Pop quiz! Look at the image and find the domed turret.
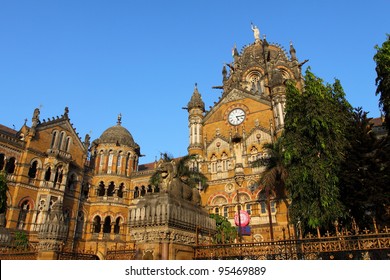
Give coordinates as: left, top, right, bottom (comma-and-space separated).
96, 114, 139, 149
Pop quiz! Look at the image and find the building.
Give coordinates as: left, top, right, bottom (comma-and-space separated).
0, 29, 306, 259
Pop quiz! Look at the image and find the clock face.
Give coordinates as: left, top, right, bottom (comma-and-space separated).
228, 108, 246, 125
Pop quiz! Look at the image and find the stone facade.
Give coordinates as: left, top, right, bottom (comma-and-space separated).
0, 29, 339, 259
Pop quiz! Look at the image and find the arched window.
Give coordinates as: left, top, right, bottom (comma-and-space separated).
54, 165, 63, 185
93, 216, 101, 233
214, 207, 220, 215
116, 151, 122, 174
140, 186, 146, 197
246, 204, 252, 215
17, 200, 30, 229
221, 152, 229, 172
58, 131, 65, 150
0, 154, 5, 171
5, 157, 16, 174
107, 181, 115, 197
154, 185, 160, 193
28, 160, 38, 178
134, 187, 139, 199
98, 181, 105, 196
210, 154, 217, 173
117, 183, 124, 198
103, 216, 111, 233
147, 185, 153, 193
107, 150, 114, 174
44, 167, 51, 181
64, 137, 71, 152
114, 217, 121, 234
51, 131, 57, 148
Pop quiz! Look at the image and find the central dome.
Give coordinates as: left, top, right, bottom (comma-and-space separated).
99, 124, 136, 147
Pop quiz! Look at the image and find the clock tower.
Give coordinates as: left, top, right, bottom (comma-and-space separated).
186, 26, 304, 241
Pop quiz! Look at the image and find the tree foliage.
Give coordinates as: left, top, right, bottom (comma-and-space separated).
209, 214, 237, 244
374, 34, 390, 130
283, 69, 352, 230
339, 108, 390, 228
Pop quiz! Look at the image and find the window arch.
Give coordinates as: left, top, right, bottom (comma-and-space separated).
51, 131, 58, 148
117, 183, 125, 198
107, 181, 115, 197
28, 160, 39, 179
93, 216, 102, 233
53, 165, 64, 186
58, 131, 66, 150
103, 216, 111, 233
5, 157, 16, 174
107, 150, 114, 174
210, 154, 217, 173
116, 151, 123, 174
64, 137, 72, 152
17, 200, 31, 229
114, 217, 121, 234
133, 186, 140, 199
98, 181, 105, 196
44, 167, 51, 181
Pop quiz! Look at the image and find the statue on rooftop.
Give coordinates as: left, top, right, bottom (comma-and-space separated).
251, 22, 260, 42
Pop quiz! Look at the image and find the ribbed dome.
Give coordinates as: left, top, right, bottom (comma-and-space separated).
99, 124, 136, 147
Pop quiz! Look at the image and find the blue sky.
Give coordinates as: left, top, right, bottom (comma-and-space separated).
0, 0, 389, 164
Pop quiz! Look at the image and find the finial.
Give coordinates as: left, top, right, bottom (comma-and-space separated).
195, 83, 198, 89
117, 113, 122, 125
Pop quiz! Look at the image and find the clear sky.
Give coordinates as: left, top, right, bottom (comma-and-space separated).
0, 0, 389, 164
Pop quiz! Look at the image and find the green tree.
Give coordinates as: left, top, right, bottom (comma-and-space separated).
283, 69, 352, 232
339, 108, 390, 229
374, 34, 390, 130
209, 214, 237, 244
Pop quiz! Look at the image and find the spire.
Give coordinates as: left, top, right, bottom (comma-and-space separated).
187, 83, 205, 112
290, 41, 297, 61
222, 64, 227, 81
232, 43, 239, 58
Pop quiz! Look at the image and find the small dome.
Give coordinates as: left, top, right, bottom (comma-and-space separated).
99, 124, 137, 147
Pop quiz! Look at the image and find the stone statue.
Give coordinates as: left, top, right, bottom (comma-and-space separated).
156, 160, 201, 205
251, 22, 260, 42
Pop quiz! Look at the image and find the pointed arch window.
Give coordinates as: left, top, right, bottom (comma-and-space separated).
114, 217, 121, 234
51, 131, 57, 148
17, 200, 30, 229
28, 160, 38, 178
44, 167, 51, 181
58, 131, 65, 150
64, 137, 71, 152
